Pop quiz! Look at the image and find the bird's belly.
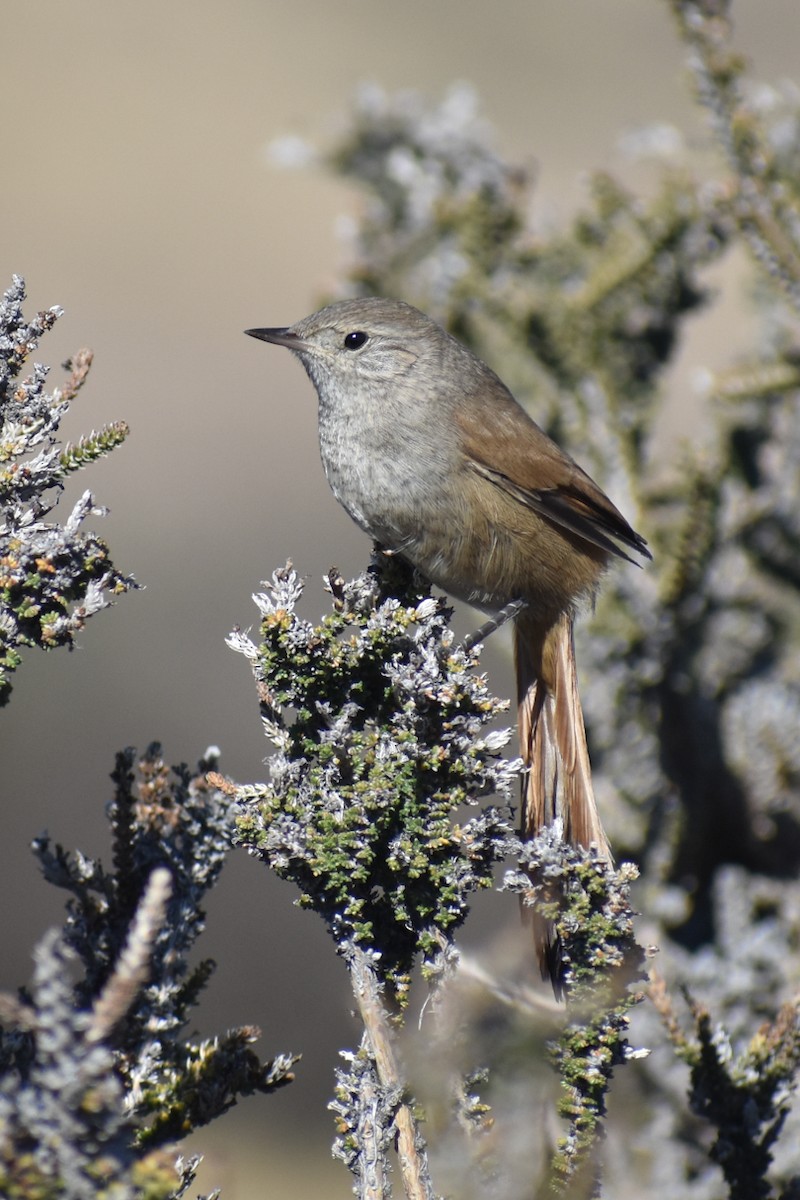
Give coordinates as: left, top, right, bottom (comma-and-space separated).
318, 413, 598, 621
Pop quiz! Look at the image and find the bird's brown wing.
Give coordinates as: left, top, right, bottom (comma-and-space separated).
468, 460, 648, 564
455, 389, 650, 564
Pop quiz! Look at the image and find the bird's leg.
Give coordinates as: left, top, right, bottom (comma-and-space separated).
462, 598, 526, 652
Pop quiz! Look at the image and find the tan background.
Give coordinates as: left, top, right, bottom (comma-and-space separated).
3, 2, 796, 1195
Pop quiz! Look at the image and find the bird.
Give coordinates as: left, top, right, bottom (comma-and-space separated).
246, 297, 650, 988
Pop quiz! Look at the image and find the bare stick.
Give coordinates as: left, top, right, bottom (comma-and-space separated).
348, 948, 434, 1200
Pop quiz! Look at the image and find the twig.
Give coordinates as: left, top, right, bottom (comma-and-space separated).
348, 947, 435, 1200
86, 867, 172, 1045
669, 0, 800, 312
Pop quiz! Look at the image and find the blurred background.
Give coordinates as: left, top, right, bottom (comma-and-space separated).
3, 2, 797, 1195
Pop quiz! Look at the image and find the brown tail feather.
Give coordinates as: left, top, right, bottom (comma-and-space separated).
514, 609, 611, 989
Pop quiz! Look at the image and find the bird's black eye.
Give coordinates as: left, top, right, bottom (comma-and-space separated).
343, 330, 368, 350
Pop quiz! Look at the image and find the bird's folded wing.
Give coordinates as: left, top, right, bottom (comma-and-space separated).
467, 459, 650, 564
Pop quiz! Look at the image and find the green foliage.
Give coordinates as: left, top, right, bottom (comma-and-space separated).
230, 558, 515, 1004
0, 746, 294, 1200
0, 279, 136, 705
59, 420, 131, 475
654, 979, 800, 1200
505, 835, 647, 1192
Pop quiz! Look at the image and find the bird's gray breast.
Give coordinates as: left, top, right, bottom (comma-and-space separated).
316, 385, 454, 558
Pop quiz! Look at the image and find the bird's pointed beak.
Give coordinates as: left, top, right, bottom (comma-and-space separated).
244, 326, 306, 350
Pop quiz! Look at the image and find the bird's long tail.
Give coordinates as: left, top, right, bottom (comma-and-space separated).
514, 608, 611, 988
